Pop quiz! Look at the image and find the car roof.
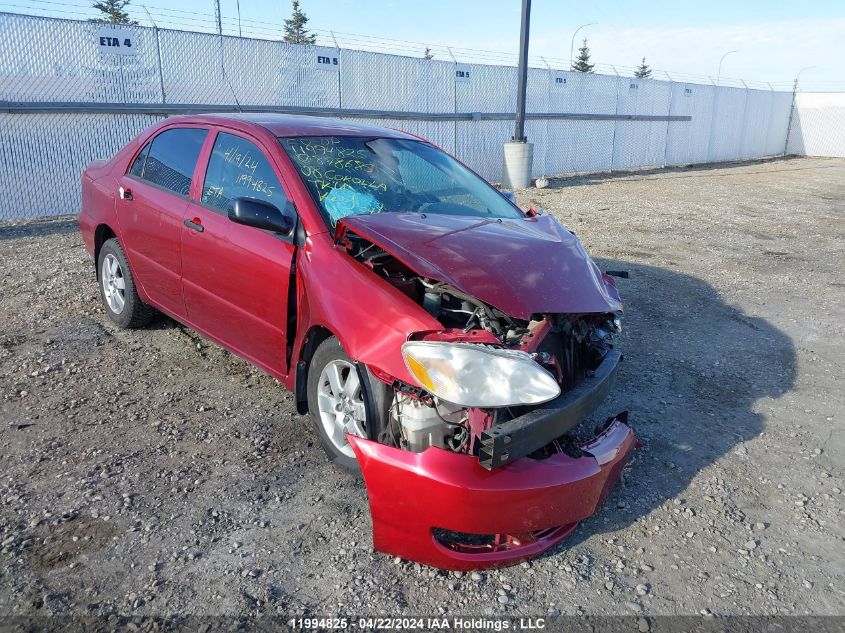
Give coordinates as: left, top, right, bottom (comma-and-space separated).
172, 113, 419, 140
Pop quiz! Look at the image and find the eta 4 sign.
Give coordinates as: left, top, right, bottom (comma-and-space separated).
96, 27, 138, 56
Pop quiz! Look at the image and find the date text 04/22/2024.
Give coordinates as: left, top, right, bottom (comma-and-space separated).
287, 617, 548, 630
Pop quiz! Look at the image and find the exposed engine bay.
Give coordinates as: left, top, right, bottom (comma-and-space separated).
342, 229, 623, 461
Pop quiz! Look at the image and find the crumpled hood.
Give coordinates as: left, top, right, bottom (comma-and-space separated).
337, 213, 622, 320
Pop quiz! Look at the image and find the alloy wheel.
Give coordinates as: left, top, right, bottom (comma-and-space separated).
101, 253, 126, 314
316, 359, 367, 457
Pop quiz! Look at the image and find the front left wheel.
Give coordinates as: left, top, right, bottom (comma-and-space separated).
306, 336, 391, 474
97, 238, 155, 329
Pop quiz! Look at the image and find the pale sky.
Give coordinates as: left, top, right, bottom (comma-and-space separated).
4, 0, 844, 90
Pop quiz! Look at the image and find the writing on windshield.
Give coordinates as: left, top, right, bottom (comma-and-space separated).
279, 135, 522, 227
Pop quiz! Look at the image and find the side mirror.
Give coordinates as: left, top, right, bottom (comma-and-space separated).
228, 197, 295, 235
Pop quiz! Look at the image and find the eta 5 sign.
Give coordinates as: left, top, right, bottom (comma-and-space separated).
315, 47, 340, 72
96, 27, 138, 56
455, 63, 471, 84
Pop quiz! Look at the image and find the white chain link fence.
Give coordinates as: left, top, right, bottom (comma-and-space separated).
1, 12, 796, 220
787, 93, 845, 158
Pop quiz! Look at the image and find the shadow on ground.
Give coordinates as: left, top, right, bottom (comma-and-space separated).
550, 258, 797, 551
0, 218, 79, 241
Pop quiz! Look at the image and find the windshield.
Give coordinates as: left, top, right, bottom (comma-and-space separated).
279, 136, 523, 229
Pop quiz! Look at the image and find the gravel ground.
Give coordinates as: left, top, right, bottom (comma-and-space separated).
0, 157, 843, 622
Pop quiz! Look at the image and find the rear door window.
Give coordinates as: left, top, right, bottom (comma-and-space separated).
138, 127, 208, 196
201, 132, 285, 213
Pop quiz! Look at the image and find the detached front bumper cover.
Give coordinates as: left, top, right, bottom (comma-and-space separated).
349, 415, 635, 570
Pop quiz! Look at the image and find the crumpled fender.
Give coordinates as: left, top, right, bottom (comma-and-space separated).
349, 417, 635, 570
293, 233, 442, 385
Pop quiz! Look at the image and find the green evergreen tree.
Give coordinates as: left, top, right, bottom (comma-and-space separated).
634, 57, 652, 79
90, 0, 138, 25
283, 0, 317, 45
423, 47, 434, 60
571, 38, 594, 73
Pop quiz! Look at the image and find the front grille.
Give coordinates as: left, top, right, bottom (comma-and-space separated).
432, 525, 577, 554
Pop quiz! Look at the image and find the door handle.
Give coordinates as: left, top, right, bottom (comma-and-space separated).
119, 186, 133, 201
184, 218, 204, 233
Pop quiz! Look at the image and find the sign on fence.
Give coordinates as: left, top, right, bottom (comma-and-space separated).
315, 46, 340, 71
96, 27, 138, 56
455, 63, 471, 83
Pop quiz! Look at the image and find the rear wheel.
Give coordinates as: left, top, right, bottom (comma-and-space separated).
97, 238, 154, 329
306, 336, 391, 474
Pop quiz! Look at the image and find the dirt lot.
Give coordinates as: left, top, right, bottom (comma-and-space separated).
0, 157, 843, 623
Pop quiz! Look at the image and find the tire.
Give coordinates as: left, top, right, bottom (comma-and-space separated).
306, 336, 392, 475
97, 238, 155, 329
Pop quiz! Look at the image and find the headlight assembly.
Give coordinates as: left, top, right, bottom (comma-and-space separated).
401, 341, 561, 408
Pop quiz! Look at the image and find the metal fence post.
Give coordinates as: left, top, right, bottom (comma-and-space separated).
663, 79, 674, 167
118, 55, 127, 103
764, 82, 776, 157
331, 31, 343, 110
737, 80, 750, 159
609, 70, 620, 172
447, 47, 458, 156
154, 26, 166, 104
541, 56, 553, 172
783, 77, 799, 156
662, 71, 676, 167
705, 77, 719, 163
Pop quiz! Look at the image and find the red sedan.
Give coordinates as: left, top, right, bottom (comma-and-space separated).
78, 114, 635, 570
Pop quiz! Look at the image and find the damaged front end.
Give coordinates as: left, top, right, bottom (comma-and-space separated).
349, 415, 633, 570
336, 213, 636, 569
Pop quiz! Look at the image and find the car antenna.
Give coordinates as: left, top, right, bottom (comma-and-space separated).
215, 29, 242, 113
224, 73, 243, 113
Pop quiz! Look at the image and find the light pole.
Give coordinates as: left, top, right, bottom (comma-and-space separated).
513, 0, 531, 143
794, 65, 816, 89
570, 22, 597, 69
716, 49, 739, 85
502, 0, 534, 189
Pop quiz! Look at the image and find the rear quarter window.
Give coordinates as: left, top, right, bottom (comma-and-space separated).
129, 142, 150, 178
